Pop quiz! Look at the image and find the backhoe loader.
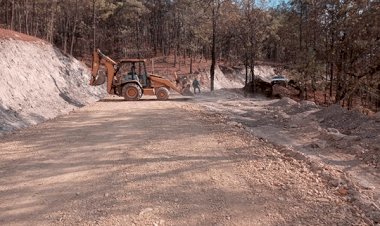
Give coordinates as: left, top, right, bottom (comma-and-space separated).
90, 49, 192, 100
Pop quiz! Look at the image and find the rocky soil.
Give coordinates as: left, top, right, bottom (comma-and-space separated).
0, 28, 105, 135
191, 89, 380, 224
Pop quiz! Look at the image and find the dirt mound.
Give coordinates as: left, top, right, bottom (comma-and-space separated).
193, 64, 277, 92
315, 104, 367, 134
270, 97, 298, 107
315, 104, 380, 167
282, 100, 320, 116
0, 29, 106, 135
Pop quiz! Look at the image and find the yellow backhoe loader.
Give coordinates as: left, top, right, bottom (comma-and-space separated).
90, 49, 192, 100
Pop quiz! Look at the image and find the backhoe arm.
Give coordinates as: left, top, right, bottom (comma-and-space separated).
90, 49, 118, 94
90, 50, 100, 85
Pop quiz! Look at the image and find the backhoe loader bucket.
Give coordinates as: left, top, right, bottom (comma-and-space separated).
92, 71, 106, 85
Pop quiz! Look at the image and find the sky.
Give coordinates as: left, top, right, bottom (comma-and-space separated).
265, 0, 289, 8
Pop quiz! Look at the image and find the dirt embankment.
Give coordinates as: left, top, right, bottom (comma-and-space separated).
0, 29, 106, 135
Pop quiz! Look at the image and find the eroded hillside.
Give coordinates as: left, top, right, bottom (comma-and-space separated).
0, 29, 106, 134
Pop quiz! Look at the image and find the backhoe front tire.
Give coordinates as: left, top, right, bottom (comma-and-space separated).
156, 87, 170, 100
122, 83, 142, 101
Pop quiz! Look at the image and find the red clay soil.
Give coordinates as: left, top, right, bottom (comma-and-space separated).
0, 28, 43, 42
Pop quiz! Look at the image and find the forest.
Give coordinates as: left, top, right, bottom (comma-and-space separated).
0, 0, 379, 110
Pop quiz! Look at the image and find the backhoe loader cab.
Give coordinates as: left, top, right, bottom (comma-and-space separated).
116, 60, 149, 88
90, 49, 192, 101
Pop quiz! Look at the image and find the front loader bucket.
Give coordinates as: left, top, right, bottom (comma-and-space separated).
181, 84, 194, 96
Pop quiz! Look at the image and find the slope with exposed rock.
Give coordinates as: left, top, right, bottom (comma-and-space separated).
0, 29, 106, 135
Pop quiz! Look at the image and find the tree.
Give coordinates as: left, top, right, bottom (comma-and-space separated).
0, 0, 378, 109
210, 0, 222, 92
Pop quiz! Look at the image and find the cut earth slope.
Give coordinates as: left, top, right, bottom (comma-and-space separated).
0, 29, 106, 135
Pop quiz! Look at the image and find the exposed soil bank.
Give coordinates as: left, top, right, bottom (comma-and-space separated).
0, 29, 106, 134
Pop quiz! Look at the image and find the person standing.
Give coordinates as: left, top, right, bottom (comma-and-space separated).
192, 78, 201, 94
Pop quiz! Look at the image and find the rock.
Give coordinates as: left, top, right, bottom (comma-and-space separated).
329, 179, 341, 187
316, 140, 327, 149
352, 145, 368, 154
327, 128, 340, 134
316, 197, 330, 203
300, 100, 317, 108
373, 112, 380, 122
309, 161, 323, 171
346, 195, 356, 203
104, 193, 110, 197
227, 121, 242, 128
309, 143, 320, 149
337, 187, 349, 196
308, 140, 327, 149
139, 208, 153, 216
327, 128, 346, 141
370, 211, 380, 223
343, 135, 361, 142
290, 124, 298, 128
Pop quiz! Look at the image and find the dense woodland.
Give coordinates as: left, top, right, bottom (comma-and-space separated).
0, 0, 379, 110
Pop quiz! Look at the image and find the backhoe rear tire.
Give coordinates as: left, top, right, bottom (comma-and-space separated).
122, 83, 142, 101
156, 87, 170, 100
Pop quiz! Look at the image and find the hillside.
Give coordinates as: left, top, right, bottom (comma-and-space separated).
0, 29, 106, 135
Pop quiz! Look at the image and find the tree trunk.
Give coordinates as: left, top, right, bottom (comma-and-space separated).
250, 63, 255, 93
10, 0, 15, 30
299, 1, 303, 50
183, 49, 186, 66
190, 50, 193, 74
136, 20, 141, 58
47, 0, 57, 43
92, 0, 96, 52
178, 47, 181, 71
24, 0, 29, 35
210, 0, 218, 92
63, 16, 69, 53
244, 54, 248, 86
31, 0, 38, 36
70, 0, 78, 55
5, 0, 9, 28
174, 45, 178, 67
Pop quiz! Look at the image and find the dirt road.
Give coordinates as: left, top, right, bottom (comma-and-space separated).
0, 95, 373, 225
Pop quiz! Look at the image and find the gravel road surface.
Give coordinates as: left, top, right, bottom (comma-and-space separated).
0, 95, 372, 225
